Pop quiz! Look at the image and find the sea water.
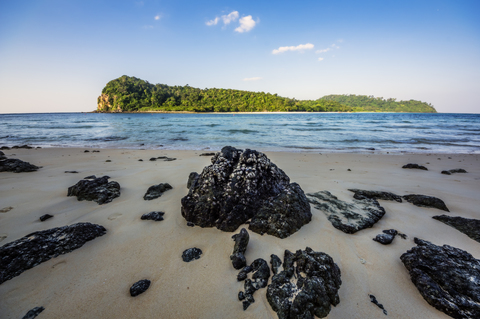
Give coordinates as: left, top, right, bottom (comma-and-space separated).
1, 112, 479, 154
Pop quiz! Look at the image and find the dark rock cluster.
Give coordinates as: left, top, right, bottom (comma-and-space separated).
402, 194, 449, 212
307, 191, 385, 234
238, 258, 271, 310
143, 183, 173, 201
181, 146, 311, 238
0, 222, 106, 284
402, 163, 428, 170
141, 211, 165, 221
400, 238, 480, 319
267, 247, 342, 319
349, 189, 403, 202
67, 176, 120, 205
441, 168, 468, 175
130, 279, 151, 297
433, 215, 480, 243
230, 228, 249, 269
182, 247, 202, 262
0, 151, 40, 173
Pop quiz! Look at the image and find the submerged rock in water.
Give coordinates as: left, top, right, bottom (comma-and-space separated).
403, 194, 449, 212
130, 279, 151, 297
67, 176, 120, 205
402, 163, 428, 171
441, 168, 468, 175
182, 247, 202, 262
373, 229, 398, 245
143, 183, 173, 201
0, 222, 106, 284
0, 158, 40, 173
22, 306, 45, 319
267, 247, 342, 319
400, 238, 480, 319
307, 191, 385, 234
433, 215, 480, 243
348, 189, 402, 202
181, 146, 311, 238
230, 228, 249, 270
141, 211, 165, 221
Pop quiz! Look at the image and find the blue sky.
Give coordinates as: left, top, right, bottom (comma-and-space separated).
0, 0, 479, 113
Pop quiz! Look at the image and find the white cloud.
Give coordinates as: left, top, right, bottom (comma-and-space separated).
272, 43, 314, 55
243, 77, 262, 81
318, 57, 324, 61
316, 48, 331, 54
154, 14, 161, 21
206, 17, 219, 26
316, 43, 340, 54
222, 11, 239, 25
235, 15, 256, 33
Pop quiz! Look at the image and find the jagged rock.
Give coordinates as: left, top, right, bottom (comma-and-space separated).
267, 247, 342, 319
348, 189, 402, 202
403, 194, 449, 212
187, 172, 199, 189
307, 191, 385, 234
181, 146, 311, 238
250, 258, 270, 289
402, 163, 428, 170
370, 295, 387, 315
441, 168, 468, 175
22, 306, 45, 319
67, 176, 120, 205
141, 211, 165, 221
373, 229, 398, 245
0, 222, 106, 284
237, 265, 253, 281
39, 214, 53, 222
182, 247, 202, 262
130, 279, 151, 297
230, 228, 249, 269
0, 158, 40, 173
400, 238, 480, 319
143, 183, 172, 201
270, 254, 282, 275
433, 215, 480, 243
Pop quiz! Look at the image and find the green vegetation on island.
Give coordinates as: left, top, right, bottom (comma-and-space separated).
97, 75, 437, 113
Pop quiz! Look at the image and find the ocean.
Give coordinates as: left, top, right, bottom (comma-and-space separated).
1, 112, 479, 154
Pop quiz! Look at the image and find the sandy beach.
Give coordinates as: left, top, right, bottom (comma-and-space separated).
1, 147, 479, 319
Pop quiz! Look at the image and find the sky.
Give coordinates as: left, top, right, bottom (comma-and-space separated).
0, 0, 479, 113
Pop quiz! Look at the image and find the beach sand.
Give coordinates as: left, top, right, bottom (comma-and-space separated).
1, 148, 479, 318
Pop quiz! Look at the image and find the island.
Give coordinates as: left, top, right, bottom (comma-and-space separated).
96, 75, 437, 113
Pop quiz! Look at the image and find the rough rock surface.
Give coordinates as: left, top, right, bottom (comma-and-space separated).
141, 211, 165, 221
270, 254, 282, 275
403, 194, 449, 212
402, 163, 428, 170
267, 247, 342, 318
130, 279, 151, 297
187, 172, 199, 189
442, 168, 468, 175
238, 258, 271, 310
230, 228, 249, 270
143, 183, 173, 201
67, 176, 120, 205
400, 238, 480, 319
0, 158, 40, 173
181, 146, 311, 238
182, 247, 202, 262
0, 222, 106, 284
348, 189, 402, 202
22, 306, 45, 319
39, 214, 54, 222
307, 191, 386, 234
373, 229, 398, 245
433, 215, 480, 243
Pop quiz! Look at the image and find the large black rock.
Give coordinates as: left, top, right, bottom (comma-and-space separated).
67, 176, 120, 205
238, 258, 271, 310
0, 222, 106, 285
400, 238, 480, 319
230, 228, 249, 269
267, 247, 342, 319
348, 189, 402, 202
403, 194, 449, 212
181, 146, 311, 238
433, 215, 480, 243
143, 183, 173, 200
307, 191, 385, 234
0, 158, 40, 173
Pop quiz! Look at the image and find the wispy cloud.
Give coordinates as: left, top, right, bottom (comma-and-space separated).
235, 15, 256, 33
316, 48, 331, 54
206, 11, 239, 26
272, 43, 314, 55
318, 57, 324, 61
315, 41, 342, 60
154, 14, 162, 21
206, 17, 219, 26
243, 77, 262, 81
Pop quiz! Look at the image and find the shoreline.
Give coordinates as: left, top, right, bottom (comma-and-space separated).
1, 148, 479, 318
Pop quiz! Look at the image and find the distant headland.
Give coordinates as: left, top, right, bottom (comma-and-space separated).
96, 75, 437, 113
